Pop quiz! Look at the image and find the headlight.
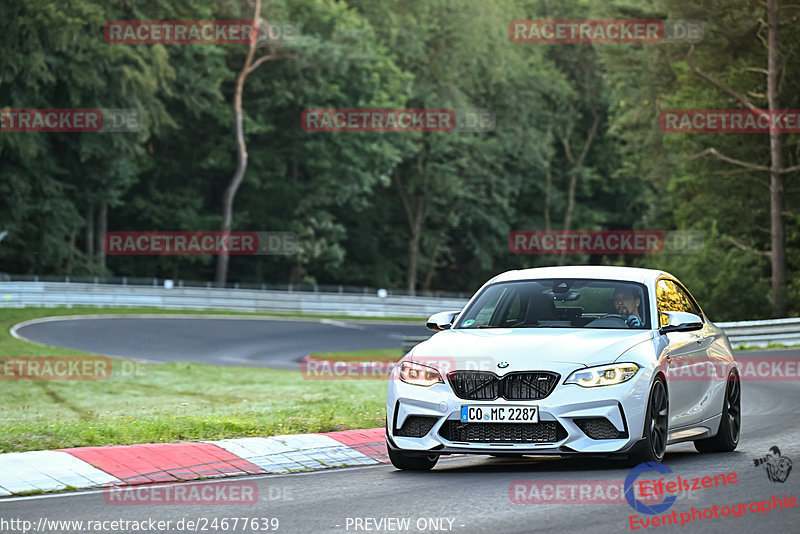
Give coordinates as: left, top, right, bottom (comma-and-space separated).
398, 361, 444, 387
565, 363, 640, 387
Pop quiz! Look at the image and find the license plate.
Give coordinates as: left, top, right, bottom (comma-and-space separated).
460, 405, 538, 423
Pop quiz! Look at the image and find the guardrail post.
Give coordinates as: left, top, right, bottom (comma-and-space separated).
122, 277, 126, 285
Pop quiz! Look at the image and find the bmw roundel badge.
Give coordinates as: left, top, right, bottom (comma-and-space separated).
497, 361, 509, 369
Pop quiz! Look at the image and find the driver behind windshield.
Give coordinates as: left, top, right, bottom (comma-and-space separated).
613, 286, 643, 328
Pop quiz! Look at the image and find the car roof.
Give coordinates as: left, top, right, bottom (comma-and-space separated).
489, 265, 674, 286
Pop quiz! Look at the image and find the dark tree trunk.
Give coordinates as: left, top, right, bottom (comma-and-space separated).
767, 0, 787, 317
85, 203, 94, 260
289, 261, 304, 286
214, 0, 292, 287
97, 200, 107, 271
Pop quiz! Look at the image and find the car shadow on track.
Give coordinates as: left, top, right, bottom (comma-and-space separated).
389, 448, 747, 476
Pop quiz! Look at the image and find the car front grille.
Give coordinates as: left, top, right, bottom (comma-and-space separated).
394, 416, 440, 438
439, 421, 566, 444
447, 371, 559, 400
502, 372, 560, 400
573, 417, 628, 439
446, 371, 500, 400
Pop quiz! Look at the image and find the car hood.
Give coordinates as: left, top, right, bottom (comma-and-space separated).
408, 328, 654, 372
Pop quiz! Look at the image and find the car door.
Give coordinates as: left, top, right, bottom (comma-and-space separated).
671, 280, 722, 424
656, 278, 709, 429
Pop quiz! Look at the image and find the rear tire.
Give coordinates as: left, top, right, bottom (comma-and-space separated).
387, 444, 439, 471
626, 376, 668, 465
694, 372, 740, 453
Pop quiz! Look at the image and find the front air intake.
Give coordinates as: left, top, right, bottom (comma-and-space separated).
439, 421, 567, 443
395, 416, 440, 438
573, 417, 628, 439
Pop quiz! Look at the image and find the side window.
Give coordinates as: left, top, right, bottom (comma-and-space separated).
656, 279, 701, 325
674, 284, 702, 318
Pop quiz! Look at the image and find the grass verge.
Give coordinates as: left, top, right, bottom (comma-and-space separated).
0, 307, 396, 453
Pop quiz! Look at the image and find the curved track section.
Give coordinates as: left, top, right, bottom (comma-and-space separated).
13, 315, 429, 370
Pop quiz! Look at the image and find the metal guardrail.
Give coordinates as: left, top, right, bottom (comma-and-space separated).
0, 273, 468, 299
0, 281, 469, 318
716, 318, 800, 348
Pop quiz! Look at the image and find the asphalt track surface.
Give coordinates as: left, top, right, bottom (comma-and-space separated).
13, 316, 430, 370
4, 316, 799, 533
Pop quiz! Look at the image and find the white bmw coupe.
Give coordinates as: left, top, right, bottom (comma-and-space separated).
386, 266, 741, 470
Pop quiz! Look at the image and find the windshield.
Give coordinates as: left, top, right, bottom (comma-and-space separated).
456, 279, 650, 330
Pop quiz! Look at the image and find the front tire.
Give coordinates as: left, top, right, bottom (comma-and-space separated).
694, 372, 740, 453
387, 444, 439, 471
626, 376, 668, 465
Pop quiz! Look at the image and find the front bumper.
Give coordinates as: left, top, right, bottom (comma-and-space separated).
386, 366, 653, 456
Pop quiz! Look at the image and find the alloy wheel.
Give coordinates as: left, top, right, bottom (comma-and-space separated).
725, 374, 741, 443
649, 380, 668, 458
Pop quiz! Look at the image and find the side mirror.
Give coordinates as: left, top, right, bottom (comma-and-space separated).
659, 311, 702, 334
426, 311, 460, 332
